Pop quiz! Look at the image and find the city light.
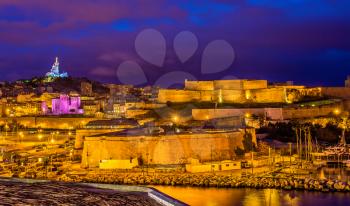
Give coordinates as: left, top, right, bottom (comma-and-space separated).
334, 109, 341, 115
0, 2, 349, 204
172, 115, 178, 123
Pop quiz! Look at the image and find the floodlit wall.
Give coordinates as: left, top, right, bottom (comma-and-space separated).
282, 104, 341, 119
192, 105, 339, 121
321, 87, 350, 99
249, 88, 286, 103
192, 108, 264, 120
158, 89, 201, 103
0, 117, 98, 129
213, 80, 244, 90
81, 129, 256, 168
215, 89, 246, 103
242, 80, 268, 90
192, 108, 284, 120
185, 80, 214, 91
75, 129, 122, 150
157, 80, 297, 104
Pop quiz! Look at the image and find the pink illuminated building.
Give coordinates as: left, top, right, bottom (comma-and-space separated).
51, 94, 83, 115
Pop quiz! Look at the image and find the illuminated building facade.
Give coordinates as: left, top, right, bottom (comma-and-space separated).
51, 94, 83, 115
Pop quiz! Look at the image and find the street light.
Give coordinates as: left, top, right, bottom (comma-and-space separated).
173, 115, 178, 123
334, 109, 341, 115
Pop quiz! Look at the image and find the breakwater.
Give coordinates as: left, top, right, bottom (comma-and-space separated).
58, 172, 350, 192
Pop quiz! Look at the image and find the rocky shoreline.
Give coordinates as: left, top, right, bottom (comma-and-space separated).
57, 172, 350, 192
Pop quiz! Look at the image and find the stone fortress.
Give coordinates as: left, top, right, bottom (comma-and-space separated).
158, 79, 321, 104
81, 128, 256, 168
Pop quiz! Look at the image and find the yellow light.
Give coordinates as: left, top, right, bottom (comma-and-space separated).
68, 132, 72, 136
50, 139, 55, 143
38, 158, 42, 162
245, 113, 251, 118
38, 134, 43, 140
206, 115, 209, 120
173, 115, 178, 122
334, 109, 341, 115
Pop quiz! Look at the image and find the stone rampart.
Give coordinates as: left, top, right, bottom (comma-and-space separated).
0, 117, 98, 129
184, 80, 214, 91
321, 87, 350, 99
81, 129, 256, 168
242, 80, 268, 90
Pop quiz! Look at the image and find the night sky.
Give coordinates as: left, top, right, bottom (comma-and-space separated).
0, 0, 349, 86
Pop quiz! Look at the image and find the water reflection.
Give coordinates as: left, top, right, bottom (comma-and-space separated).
154, 186, 350, 206
316, 167, 350, 181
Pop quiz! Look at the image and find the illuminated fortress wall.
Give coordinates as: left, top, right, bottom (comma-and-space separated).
215, 89, 246, 103
81, 129, 256, 168
0, 117, 99, 129
248, 88, 286, 103
321, 87, 350, 99
185, 80, 214, 91
192, 103, 342, 121
158, 79, 290, 104
213, 80, 245, 90
158, 90, 202, 103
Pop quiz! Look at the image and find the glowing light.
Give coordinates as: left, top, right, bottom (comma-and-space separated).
334, 109, 341, 115
38, 158, 42, 162
245, 113, 251, 118
38, 134, 43, 140
245, 90, 251, 100
173, 115, 179, 123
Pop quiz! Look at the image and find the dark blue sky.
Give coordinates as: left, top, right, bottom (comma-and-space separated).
0, 0, 349, 86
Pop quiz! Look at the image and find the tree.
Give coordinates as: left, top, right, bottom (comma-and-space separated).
234, 147, 245, 157
242, 132, 255, 152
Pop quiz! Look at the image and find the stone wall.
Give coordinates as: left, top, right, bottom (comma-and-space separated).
250, 88, 286, 103
185, 80, 214, 91
157, 80, 320, 104
213, 80, 243, 90
282, 104, 342, 119
74, 129, 123, 150
242, 80, 268, 90
81, 129, 256, 168
0, 117, 99, 129
158, 90, 201, 103
192, 104, 340, 121
192, 108, 265, 120
321, 87, 350, 99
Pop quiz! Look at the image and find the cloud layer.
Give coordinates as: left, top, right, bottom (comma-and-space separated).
0, 0, 349, 86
